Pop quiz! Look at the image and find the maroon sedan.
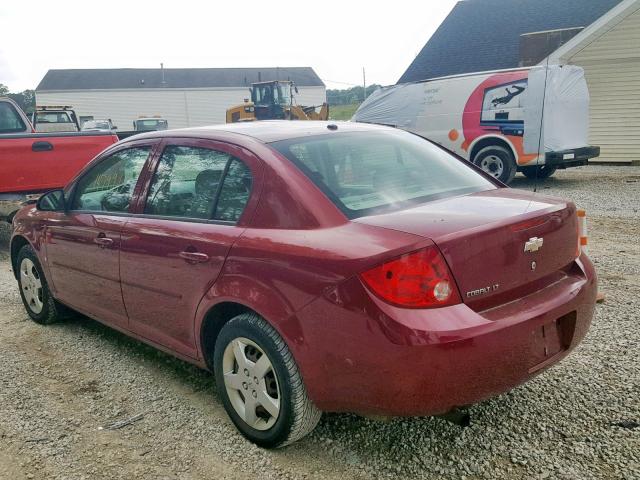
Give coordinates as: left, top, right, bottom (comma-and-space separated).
10, 121, 597, 447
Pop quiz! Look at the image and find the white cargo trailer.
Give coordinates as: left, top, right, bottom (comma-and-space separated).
353, 65, 600, 183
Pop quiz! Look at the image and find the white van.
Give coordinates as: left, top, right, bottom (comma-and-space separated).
353, 65, 600, 183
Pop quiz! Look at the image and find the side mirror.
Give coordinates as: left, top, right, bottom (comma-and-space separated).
36, 189, 66, 212
112, 125, 118, 130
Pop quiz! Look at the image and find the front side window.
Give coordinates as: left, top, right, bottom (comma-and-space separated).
271, 130, 496, 218
0, 102, 27, 133
253, 85, 273, 105
71, 147, 150, 212
144, 145, 252, 222
273, 83, 291, 105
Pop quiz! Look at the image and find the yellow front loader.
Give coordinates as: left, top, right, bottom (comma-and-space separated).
226, 80, 328, 123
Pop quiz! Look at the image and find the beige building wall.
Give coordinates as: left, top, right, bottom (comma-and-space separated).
551, 2, 640, 164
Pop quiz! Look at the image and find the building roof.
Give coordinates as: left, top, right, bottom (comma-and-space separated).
398, 0, 622, 83
36, 67, 325, 91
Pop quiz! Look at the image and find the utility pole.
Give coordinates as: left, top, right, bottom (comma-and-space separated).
363, 67, 366, 102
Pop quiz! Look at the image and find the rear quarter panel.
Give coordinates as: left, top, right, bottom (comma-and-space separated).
193, 222, 430, 370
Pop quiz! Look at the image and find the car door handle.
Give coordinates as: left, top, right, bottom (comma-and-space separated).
179, 251, 209, 264
32, 141, 54, 152
94, 236, 114, 248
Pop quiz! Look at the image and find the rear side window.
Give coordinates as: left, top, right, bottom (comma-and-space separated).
144, 145, 252, 222
215, 160, 252, 222
71, 147, 150, 212
0, 102, 27, 133
271, 130, 495, 218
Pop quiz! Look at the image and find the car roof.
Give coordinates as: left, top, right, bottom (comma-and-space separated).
126, 120, 393, 144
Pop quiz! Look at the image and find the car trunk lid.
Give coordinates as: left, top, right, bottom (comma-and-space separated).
355, 188, 579, 310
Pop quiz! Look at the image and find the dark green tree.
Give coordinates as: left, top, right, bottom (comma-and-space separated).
9, 90, 36, 114
326, 84, 382, 106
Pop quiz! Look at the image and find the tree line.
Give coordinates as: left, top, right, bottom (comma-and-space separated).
326, 84, 381, 106
0, 83, 36, 114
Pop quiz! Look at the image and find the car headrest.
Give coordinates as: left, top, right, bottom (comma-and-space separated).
195, 169, 222, 195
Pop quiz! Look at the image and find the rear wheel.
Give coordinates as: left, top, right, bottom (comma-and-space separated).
521, 164, 557, 179
214, 312, 321, 448
17, 245, 66, 324
473, 145, 517, 184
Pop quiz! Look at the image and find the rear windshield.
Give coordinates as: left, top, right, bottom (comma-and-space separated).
271, 130, 496, 218
136, 119, 168, 130
36, 112, 73, 123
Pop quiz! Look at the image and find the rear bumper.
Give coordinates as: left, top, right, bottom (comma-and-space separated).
544, 146, 600, 168
294, 253, 597, 416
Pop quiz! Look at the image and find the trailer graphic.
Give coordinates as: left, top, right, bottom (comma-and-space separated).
480, 80, 527, 134
489, 84, 526, 108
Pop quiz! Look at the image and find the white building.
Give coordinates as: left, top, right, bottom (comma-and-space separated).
547, 0, 640, 165
36, 67, 326, 130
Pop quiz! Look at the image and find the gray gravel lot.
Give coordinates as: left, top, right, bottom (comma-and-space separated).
0, 165, 638, 479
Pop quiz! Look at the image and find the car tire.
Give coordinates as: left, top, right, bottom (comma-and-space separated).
520, 164, 557, 180
473, 145, 517, 184
16, 245, 66, 325
214, 312, 321, 448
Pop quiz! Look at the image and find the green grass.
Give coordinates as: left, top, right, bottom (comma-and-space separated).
328, 103, 361, 121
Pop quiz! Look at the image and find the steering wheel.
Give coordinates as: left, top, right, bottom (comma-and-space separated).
100, 183, 131, 211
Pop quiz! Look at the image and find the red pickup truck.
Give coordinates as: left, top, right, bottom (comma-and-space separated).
0, 97, 118, 222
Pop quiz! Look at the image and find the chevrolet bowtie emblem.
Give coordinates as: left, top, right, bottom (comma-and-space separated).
524, 236, 544, 253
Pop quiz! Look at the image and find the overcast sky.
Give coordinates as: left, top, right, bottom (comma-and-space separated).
0, 0, 457, 92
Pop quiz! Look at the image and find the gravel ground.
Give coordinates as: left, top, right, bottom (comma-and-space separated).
0, 165, 638, 480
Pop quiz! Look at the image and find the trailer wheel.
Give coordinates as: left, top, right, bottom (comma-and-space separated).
473, 146, 517, 184
521, 165, 557, 180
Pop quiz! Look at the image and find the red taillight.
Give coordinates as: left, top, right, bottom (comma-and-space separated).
360, 247, 461, 308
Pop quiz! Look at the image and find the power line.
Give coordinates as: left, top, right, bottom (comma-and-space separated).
269, 66, 363, 88
323, 79, 362, 87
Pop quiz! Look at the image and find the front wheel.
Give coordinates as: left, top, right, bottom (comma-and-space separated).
473, 145, 517, 184
17, 245, 66, 324
214, 312, 321, 448
520, 164, 557, 179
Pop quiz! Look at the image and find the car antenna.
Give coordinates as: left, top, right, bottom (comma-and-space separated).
533, 57, 550, 194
